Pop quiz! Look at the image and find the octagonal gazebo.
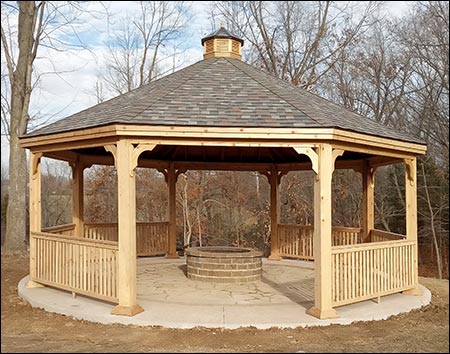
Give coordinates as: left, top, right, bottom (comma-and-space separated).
20, 26, 427, 320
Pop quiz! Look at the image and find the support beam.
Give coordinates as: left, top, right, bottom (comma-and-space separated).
403, 157, 422, 296
71, 161, 84, 237
111, 140, 144, 316
362, 162, 375, 242
306, 144, 339, 319
293, 146, 319, 174
268, 165, 281, 260
166, 162, 179, 258
104, 144, 118, 168
130, 143, 156, 175
27, 152, 44, 288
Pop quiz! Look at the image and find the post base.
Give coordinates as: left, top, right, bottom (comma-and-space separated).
268, 254, 281, 261
111, 304, 144, 316
306, 306, 339, 319
402, 286, 423, 296
26, 280, 45, 288
165, 253, 180, 259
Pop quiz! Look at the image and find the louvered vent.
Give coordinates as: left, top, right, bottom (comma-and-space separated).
216, 39, 229, 52
232, 40, 240, 55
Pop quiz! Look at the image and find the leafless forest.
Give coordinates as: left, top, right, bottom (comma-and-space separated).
1, 1, 448, 279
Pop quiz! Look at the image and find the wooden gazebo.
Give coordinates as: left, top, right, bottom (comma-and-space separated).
20, 26, 427, 319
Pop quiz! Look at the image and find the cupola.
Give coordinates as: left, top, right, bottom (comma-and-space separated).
201, 22, 244, 60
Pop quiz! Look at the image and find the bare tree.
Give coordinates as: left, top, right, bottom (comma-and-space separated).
211, 1, 379, 89
84, 165, 118, 223
99, 1, 191, 96
1, 1, 45, 253
1, 1, 105, 253
40, 158, 72, 228
420, 162, 443, 278
396, 1, 449, 172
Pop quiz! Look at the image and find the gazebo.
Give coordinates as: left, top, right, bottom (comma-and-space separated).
20, 26, 427, 320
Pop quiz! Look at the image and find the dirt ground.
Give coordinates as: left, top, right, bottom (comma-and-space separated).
1, 255, 448, 353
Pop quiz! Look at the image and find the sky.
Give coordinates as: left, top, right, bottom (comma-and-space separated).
0, 1, 410, 167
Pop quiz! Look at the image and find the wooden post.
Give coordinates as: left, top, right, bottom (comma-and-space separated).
306, 144, 339, 319
362, 161, 375, 242
166, 163, 179, 258
268, 165, 281, 260
403, 157, 422, 295
72, 160, 84, 237
111, 140, 144, 316
27, 151, 44, 288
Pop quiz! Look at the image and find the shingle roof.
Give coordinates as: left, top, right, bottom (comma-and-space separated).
23, 57, 424, 144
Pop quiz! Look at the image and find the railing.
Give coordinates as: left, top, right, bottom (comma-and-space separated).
278, 224, 314, 260
332, 227, 363, 246
30, 231, 118, 303
42, 224, 76, 236
83, 222, 168, 256
136, 222, 168, 256
278, 225, 363, 260
84, 223, 118, 241
369, 229, 406, 243
331, 239, 415, 306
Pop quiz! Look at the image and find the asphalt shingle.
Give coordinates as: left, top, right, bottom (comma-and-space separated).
23, 57, 424, 144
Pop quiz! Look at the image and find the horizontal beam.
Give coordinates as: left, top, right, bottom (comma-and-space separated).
367, 156, 403, 168
21, 124, 426, 156
39, 152, 376, 173
43, 150, 79, 163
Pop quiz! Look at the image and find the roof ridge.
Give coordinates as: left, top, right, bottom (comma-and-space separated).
223, 58, 324, 127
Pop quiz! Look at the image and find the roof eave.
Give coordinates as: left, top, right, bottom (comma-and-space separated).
19, 124, 427, 157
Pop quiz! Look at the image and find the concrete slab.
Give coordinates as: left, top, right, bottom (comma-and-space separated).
19, 258, 431, 329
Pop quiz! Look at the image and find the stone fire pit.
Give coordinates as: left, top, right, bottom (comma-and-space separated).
185, 246, 263, 283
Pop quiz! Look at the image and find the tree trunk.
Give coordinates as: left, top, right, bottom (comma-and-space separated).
4, 2, 38, 254
421, 163, 442, 279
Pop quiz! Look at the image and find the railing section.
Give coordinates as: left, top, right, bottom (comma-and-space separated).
42, 223, 76, 236
278, 225, 363, 259
83, 222, 168, 256
331, 239, 416, 306
84, 223, 118, 241
136, 222, 168, 256
278, 225, 314, 260
31, 231, 118, 303
332, 227, 363, 246
369, 229, 406, 242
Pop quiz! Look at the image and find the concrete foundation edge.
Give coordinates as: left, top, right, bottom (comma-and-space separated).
18, 275, 432, 330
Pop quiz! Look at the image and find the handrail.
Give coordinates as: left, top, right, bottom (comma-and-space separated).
332, 239, 414, 253
370, 229, 406, 241
42, 223, 75, 233
278, 223, 313, 229
332, 226, 363, 233
32, 231, 118, 249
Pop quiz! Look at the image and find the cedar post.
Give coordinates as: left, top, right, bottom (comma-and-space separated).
72, 160, 84, 237
111, 140, 144, 316
268, 165, 281, 260
306, 144, 339, 319
362, 161, 375, 242
403, 157, 422, 295
27, 151, 44, 288
166, 162, 179, 258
